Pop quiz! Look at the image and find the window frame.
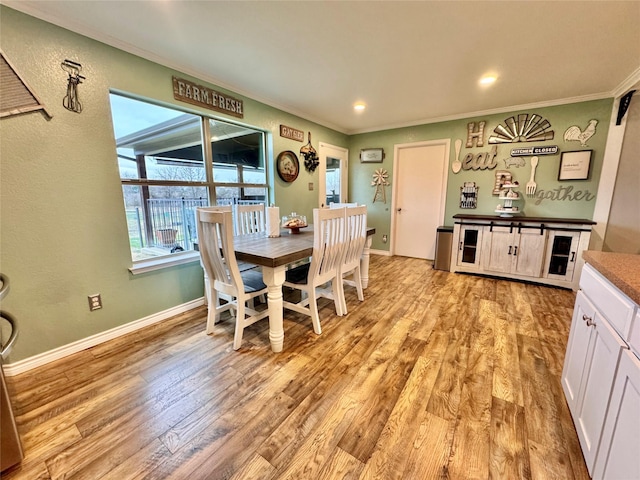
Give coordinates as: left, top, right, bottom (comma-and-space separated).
109, 91, 270, 272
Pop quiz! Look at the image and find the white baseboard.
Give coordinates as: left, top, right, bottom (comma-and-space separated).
3, 297, 205, 376
370, 249, 392, 256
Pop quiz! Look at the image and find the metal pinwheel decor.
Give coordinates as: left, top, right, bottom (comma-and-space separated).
300, 131, 319, 172
371, 168, 390, 203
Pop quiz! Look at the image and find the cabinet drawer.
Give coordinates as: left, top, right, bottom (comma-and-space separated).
580, 264, 636, 339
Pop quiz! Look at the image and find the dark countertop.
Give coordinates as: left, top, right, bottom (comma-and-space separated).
453, 214, 596, 225
582, 251, 640, 306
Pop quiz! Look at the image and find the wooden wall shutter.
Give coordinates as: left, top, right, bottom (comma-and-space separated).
1, 50, 52, 118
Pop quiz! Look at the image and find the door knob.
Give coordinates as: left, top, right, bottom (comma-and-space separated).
397, 208, 402, 212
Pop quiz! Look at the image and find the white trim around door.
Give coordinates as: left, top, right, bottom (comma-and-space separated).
390, 139, 450, 259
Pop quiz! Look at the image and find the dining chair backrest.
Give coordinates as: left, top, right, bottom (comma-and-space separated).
308, 207, 346, 285
196, 208, 242, 298
329, 202, 358, 209
235, 203, 266, 235
342, 205, 368, 272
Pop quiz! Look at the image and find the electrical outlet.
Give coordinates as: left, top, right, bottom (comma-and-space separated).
382, 234, 388, 243
88, 294, 102, 311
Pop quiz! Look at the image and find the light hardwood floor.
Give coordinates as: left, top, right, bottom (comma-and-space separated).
3, 255, 589, 479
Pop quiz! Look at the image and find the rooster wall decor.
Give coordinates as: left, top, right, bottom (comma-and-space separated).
564, 119, 598, 147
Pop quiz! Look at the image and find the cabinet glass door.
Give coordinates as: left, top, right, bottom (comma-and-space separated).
549, 235, 573, 275
461, 229, 478, 263
545, 231, 580, 280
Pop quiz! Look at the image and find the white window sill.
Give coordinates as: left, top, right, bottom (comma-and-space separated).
129, 251, 201, 275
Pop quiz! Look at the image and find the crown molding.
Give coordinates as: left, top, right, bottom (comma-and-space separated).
612, 66, 640, 97
346, 92, 614, 135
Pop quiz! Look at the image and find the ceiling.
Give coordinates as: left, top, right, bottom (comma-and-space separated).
5, 1, 640, 134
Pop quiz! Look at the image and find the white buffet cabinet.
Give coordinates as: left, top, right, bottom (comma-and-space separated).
562, 257, 640, 479
450, 214, 595, 290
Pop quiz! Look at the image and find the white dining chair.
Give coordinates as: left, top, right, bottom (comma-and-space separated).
235, 203, 266, 235
338, 205, 367, 314
283, 207, 346, 334
329, 202, 358, 208
196, 207, 269, 350
233, 203, 267, 305
197, 205, 231, 306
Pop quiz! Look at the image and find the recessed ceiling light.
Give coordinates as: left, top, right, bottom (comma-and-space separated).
353, 102, 366, 112
479, 75, 497, 85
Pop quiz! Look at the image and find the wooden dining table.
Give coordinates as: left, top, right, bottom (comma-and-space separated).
233, 226, 375, 352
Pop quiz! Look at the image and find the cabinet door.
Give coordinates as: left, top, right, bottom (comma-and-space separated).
593, 349, 640, 480
573, 308, 627, 474
482, 225, 513, 273
456, 226, 483, 269
563, 291, 597, 409
544, 231, 580, 281
512, 228, 546, 277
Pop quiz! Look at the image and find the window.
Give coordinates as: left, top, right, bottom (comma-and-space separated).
109, 94, 267, 263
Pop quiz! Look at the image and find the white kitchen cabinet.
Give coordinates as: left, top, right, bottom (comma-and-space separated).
482, 224, 546, 277
593, 349, 640, 480
561, 292, 626, 474
563, 291, 598, 408
562, 262, 639, 478
450, 215, 593, 290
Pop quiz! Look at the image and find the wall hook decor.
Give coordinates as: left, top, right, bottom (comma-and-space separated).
300, 131, 319, 172
61, 59, 85, 113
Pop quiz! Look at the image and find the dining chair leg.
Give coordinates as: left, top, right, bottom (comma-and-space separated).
206, 289, 218, 334
308, 288, 322, 335
332, 278, 345, 316
353, 265, 364, 302
233, 300, 246, 350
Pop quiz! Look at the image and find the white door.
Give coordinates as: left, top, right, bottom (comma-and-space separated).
318, 143, 348, 208
392, 140, 449, 259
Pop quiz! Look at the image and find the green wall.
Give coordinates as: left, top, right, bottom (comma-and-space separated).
0, 6, 613, 363
0, 6, 346, 362
348, 100, 612, 251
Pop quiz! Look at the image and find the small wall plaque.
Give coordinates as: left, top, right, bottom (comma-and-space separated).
360, 148, 384, 163
280, 124, 304, 142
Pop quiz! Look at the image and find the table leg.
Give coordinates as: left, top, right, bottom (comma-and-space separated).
360, 236, 373, 289
262, 265, 286, 352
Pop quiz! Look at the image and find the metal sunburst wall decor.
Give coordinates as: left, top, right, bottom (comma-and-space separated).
488, 114, 554, 144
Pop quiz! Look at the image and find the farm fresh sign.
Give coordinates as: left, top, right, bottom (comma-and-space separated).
172, 77, 244, 118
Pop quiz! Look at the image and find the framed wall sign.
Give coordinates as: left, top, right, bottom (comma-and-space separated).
360, 148, 384, 163
558, 150, 592, 181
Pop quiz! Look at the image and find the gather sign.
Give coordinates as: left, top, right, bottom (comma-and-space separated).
172, 76, 244, 118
